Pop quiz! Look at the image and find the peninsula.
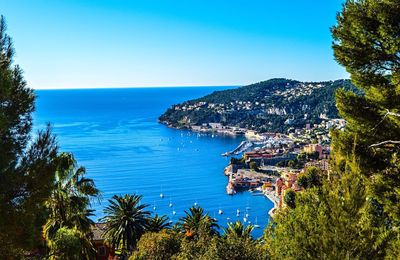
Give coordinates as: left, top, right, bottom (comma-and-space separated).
159, 78, 357, 133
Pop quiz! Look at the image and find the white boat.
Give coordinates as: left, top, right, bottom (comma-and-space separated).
218, 209, 223, 215
243, 217, 247, 222
169, 202, 173, 207
172, 210, 176, 215
194, 202, 198, 206
254, 217, 260, 228
160, 193, 164, 198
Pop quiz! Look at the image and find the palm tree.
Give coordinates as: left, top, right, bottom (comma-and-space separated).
101, 194, 150, 255
43, 152, 100, 259
178, 206, 219, 238
223, 221, 254, 240
146, 214, 171, 232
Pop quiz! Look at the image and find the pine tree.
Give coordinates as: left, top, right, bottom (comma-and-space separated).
331, 0, 400, 222
0, 16, 58, 256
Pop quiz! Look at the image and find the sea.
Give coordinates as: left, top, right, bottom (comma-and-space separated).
33, 87, 274, 237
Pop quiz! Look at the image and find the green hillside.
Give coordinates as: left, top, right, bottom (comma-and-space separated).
159, 78, 357, 132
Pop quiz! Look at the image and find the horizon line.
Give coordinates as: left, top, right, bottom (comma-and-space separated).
32, 84, 242, 90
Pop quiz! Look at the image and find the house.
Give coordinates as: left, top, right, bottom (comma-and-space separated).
92, 223, 115, 260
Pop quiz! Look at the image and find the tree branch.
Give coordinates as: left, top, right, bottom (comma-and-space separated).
370, 140, 400, 148
372, 109, 400, 131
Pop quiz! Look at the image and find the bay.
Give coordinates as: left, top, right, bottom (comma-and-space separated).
33, 87, 274, 237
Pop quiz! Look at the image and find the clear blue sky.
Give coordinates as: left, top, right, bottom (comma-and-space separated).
1, 0, 348, 89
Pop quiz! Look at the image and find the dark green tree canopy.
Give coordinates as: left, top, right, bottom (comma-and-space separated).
0, 15, 58, 256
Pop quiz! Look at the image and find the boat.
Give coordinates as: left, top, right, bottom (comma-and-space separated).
218, 209, 223, 215
243, 217, 247, 222
194, 202, 198, 206
172, 210, 176, 215
169, 202, 173, 207
160, 193, 164, 198
254, 217, 260, 228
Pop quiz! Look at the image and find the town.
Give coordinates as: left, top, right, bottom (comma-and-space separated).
189, 118, 345, 217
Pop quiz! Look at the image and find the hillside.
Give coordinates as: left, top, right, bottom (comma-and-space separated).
159, 78, 357, 133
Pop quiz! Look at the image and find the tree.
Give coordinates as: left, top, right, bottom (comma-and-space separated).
283, 189, 296, 209
297, 166, 322, 189
332, 0, 400, 222
47, 227, 94, 260
249, 161, 259, 171
101, 194, 151, 256
265, 168, 392, 259
43, 152, 99, 259
130, 230, 181, 260
215, 235, 267, 260
0, 15, 58, 256
178, 206, 219, 239
223, 221, 254, 240
146, 214, 171, 233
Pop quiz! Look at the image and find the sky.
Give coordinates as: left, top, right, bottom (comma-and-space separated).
1, 0, 348, 89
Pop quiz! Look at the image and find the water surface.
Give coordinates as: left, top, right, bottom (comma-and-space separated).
34, 87, 273, 237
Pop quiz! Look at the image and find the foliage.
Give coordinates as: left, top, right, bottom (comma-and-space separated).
47, 227, 94, 260
0, 15, 59, 256
101, 194, 151, 255
265, 167, 393, 259
331, 0, 400, 233
265, 1, 400, 258
249, 161, 259, 171
297, 166, 322, 189
43, 152, 99, 258
283, 189, 296, 209
215, 235, 267, 260
177, 206, 219, 239
223, 221, 254, 240
146, 214, 171, 232
130, 230, 181, 260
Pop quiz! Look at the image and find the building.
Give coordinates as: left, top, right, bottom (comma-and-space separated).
305, 159, 329, 172
304, 144, 325, 159
92, 223, 115, 260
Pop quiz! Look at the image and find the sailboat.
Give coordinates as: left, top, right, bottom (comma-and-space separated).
254, 217, 260, 228
218, 209, 223, 215
160, 186, 164, 198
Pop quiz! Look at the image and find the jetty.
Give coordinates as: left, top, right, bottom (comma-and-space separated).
222, 141, 253, 156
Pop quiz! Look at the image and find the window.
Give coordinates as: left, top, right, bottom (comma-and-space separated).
98, 246, 106, 256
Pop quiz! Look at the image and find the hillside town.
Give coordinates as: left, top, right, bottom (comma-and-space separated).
221, 118, 344, 216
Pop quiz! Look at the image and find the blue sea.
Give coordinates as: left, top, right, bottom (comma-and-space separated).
33, 87, 273, 237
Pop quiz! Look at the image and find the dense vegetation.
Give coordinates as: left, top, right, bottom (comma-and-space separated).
2, 0, 400, 258
266, 0, 400, 258
159, 78, 357, 132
